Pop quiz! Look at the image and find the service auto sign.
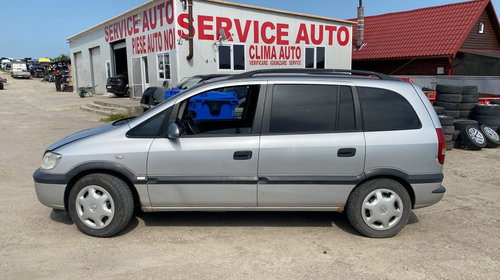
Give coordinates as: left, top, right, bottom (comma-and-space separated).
104, 0, 351, 66
104, 1, 176, 55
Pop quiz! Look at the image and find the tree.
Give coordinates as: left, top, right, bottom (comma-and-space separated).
53, 54, 69, 62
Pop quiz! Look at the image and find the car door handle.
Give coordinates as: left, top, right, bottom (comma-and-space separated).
233, 151, 252, 160
337, 148, 356, 157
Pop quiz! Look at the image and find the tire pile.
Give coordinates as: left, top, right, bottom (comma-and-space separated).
435, 84, 500, 151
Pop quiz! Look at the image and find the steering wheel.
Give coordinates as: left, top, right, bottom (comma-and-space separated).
180, 116, 198, 135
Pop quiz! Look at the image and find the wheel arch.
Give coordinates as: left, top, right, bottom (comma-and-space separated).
356, 174, 415, 209
63, 163, 141, 210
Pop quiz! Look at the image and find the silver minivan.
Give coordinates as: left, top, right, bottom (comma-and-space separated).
34, 69, 446, 238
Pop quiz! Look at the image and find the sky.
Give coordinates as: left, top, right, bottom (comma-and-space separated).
0, 0, 498, 59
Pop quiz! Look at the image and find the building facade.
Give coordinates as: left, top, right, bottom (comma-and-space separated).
68, 0, 354, 98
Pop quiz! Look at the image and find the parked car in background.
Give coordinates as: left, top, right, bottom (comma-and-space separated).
140, 87, 167, 111
140, 74, 230, 111
11, 60, 31, 79
33, 69, 446, 238
106, 73, 128, 97
30, 63, 46, 78
164, 74, 230, 99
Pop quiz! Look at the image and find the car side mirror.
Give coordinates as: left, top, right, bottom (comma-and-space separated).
167, 122, 180, 139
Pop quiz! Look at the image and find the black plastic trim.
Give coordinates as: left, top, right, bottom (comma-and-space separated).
228, 68, 399, 81
148, 176, 258, 184
33, 162, 140, 185
432, 185, 447, 194
364, 169, 444, 184
258, 174, 365, 185
33, 168, 68, 184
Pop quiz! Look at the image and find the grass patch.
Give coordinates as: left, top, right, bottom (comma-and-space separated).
100, 113, 129, 122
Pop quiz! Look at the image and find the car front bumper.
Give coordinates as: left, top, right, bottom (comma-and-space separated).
33, 169, 66, 210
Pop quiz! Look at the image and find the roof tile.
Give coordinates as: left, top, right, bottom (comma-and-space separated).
352, 0, 491, 60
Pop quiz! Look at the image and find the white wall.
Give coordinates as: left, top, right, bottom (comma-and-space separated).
68, 0, 353, 97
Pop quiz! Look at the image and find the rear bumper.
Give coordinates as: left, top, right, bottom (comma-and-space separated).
413, 183, 446, 209
106, 84, 127, 94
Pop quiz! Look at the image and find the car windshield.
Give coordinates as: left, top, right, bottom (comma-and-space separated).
175, 76, 203, 90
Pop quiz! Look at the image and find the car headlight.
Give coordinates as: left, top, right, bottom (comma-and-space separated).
41, 152, 62, 170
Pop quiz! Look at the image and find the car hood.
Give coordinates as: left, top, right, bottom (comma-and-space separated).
46, 122, 122, 151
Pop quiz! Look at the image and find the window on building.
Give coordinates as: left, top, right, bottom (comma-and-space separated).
305, 48, 315, 69
305, 47, 326, 69
218, 44, 245, 71
357, 87, 421, 131
157, 52, 171, 80
142, 57, 149, 84
234, 45, 245, 70
316, 47, 325, 69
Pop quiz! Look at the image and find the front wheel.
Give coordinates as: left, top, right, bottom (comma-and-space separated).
346, 179, 411, 238
68, 174, 134, 237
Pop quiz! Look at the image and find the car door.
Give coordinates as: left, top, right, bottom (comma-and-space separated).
147, 82, 266, 208
258, 83, 365, 208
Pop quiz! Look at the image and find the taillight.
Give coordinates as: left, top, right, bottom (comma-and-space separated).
436, 128, 446, 164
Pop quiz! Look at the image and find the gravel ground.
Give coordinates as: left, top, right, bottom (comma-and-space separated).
0, 75, 499, 279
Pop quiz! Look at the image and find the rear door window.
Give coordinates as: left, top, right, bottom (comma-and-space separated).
269, 84, 338, 133
357, 87, 421, 131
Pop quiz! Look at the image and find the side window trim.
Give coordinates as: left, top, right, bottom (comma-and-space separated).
356, 86, 422, 132
167, 83, 267, 138
262, 83, 361, 135
126, 107, 172, 138
350, 85, 363, 131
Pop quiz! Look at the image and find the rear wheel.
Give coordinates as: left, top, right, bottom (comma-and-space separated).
346, 179, 411, 238
68, 174, 134, 237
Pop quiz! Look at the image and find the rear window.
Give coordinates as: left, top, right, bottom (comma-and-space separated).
357, 87, 421, 131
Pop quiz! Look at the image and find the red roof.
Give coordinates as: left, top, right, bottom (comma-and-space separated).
352, 0, 497, 60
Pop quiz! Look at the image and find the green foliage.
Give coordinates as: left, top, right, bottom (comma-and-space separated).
52, 54, 70, 62
100, 113, 129, 123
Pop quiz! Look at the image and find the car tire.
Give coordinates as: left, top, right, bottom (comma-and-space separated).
461, 125, 487, 150
436, 84, 462, 94
446, 140, 454, 151
442, 125, 454, 134
461, 94, 479, 103
438, 115, 454, 126
444, 110, 460, 119
346, 179, 411, 238
68, 173, 134, 237
433, 101, 460, 110
436, 94, 462, 103
458, 103, 477, 110
461, 86, 478, 95
473, 115, 500, 126
479, 125, 500, 148
452, 130, 461, 141
434, 106, 446, 115
459, 110, 473, 119
473, 104, 500, 116
454, 119, 478, 130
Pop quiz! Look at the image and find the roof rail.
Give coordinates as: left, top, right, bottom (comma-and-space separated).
228, 68, 399, 81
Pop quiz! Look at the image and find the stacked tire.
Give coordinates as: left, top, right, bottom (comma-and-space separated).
472, 104, 500, 130
438, 115, 454, 150
459, 86, 480, 119
434, 85, 462, 119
